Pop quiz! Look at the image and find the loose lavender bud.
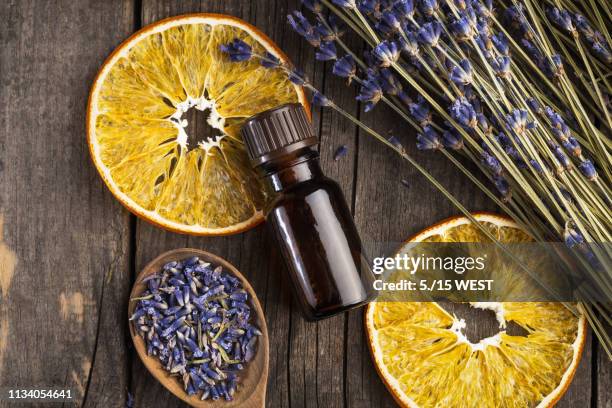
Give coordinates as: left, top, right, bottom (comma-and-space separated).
130, 256, 261, 401
334, 145, 348, 161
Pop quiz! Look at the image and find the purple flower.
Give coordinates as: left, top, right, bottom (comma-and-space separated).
552, 145, 571, 170
334, 145, 349, 161
562, 137, 581, 157
399, 31, 420, 57
372, 41, 400, 67
409, 96, 432, 126
315, 14, 344, 41
564, 223, 584, 248
491, 56, 511, 78
388, 135, 404, 151
449, 59, 472, 85
419, 0, 438, 17
393, 0, 415, 19
288, 69, 306, 85
416, 126, 442, 150
359, 0, 380, 15
356, 77, 383, 111
482, 151, 503, 176
451, 17, 474, 41
312, 91, 331, 107
288, 11, 321, 46
529, 159, 544, 173
450, 97, 477, 128
493, 175, 511, 200
592, 43, 612, 64
332, 55, 357, 83
331, 0, 357, 9
302, 0, 324, 13
316, 41, 337, 61
378, 68, 403, 95
261, 52, 280, 68
505, 109, 529, 134
473, 0, 493, 18
376, 11, 401, 35
417, 21, 442, 47
550, 54, 564, 77
441, 128, 463, 149
526, 97, 541, 114
579, 159, 597, 180
547, 7, 576, 34
220, 39, 252, 62
491, 33, 509, 55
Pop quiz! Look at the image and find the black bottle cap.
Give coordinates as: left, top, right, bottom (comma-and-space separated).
241, 103, 318, 166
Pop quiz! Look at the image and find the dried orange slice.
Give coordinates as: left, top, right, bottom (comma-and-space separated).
87, 14, 308, 235
366, 213, 586, 408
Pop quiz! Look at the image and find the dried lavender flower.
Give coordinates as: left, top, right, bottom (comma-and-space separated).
130, 256, 261, 401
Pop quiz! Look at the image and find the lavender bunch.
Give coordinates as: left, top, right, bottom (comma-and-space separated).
222, 0, 611, 356
130, 256, 261, 401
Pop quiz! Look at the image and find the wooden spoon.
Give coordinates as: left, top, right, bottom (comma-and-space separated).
128, 248, 269, 408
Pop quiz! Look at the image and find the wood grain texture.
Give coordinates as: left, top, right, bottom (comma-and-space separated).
0, 1, 133, 407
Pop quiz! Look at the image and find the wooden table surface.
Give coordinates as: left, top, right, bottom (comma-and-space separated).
0, 1, 609, 407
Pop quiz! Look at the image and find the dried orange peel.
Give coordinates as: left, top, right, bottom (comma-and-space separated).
87, 14, 308, 235
366, 213, 586, 408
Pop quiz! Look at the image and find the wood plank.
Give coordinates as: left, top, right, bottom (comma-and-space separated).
0, 1, 133, 407
597, 340, 611, 408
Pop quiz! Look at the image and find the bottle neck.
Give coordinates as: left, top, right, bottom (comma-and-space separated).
261, 149, 322, 192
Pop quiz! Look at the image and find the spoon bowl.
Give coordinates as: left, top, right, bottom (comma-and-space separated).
128, 248, 269, 407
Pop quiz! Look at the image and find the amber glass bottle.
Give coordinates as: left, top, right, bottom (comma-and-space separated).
241, 103, 375, 320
